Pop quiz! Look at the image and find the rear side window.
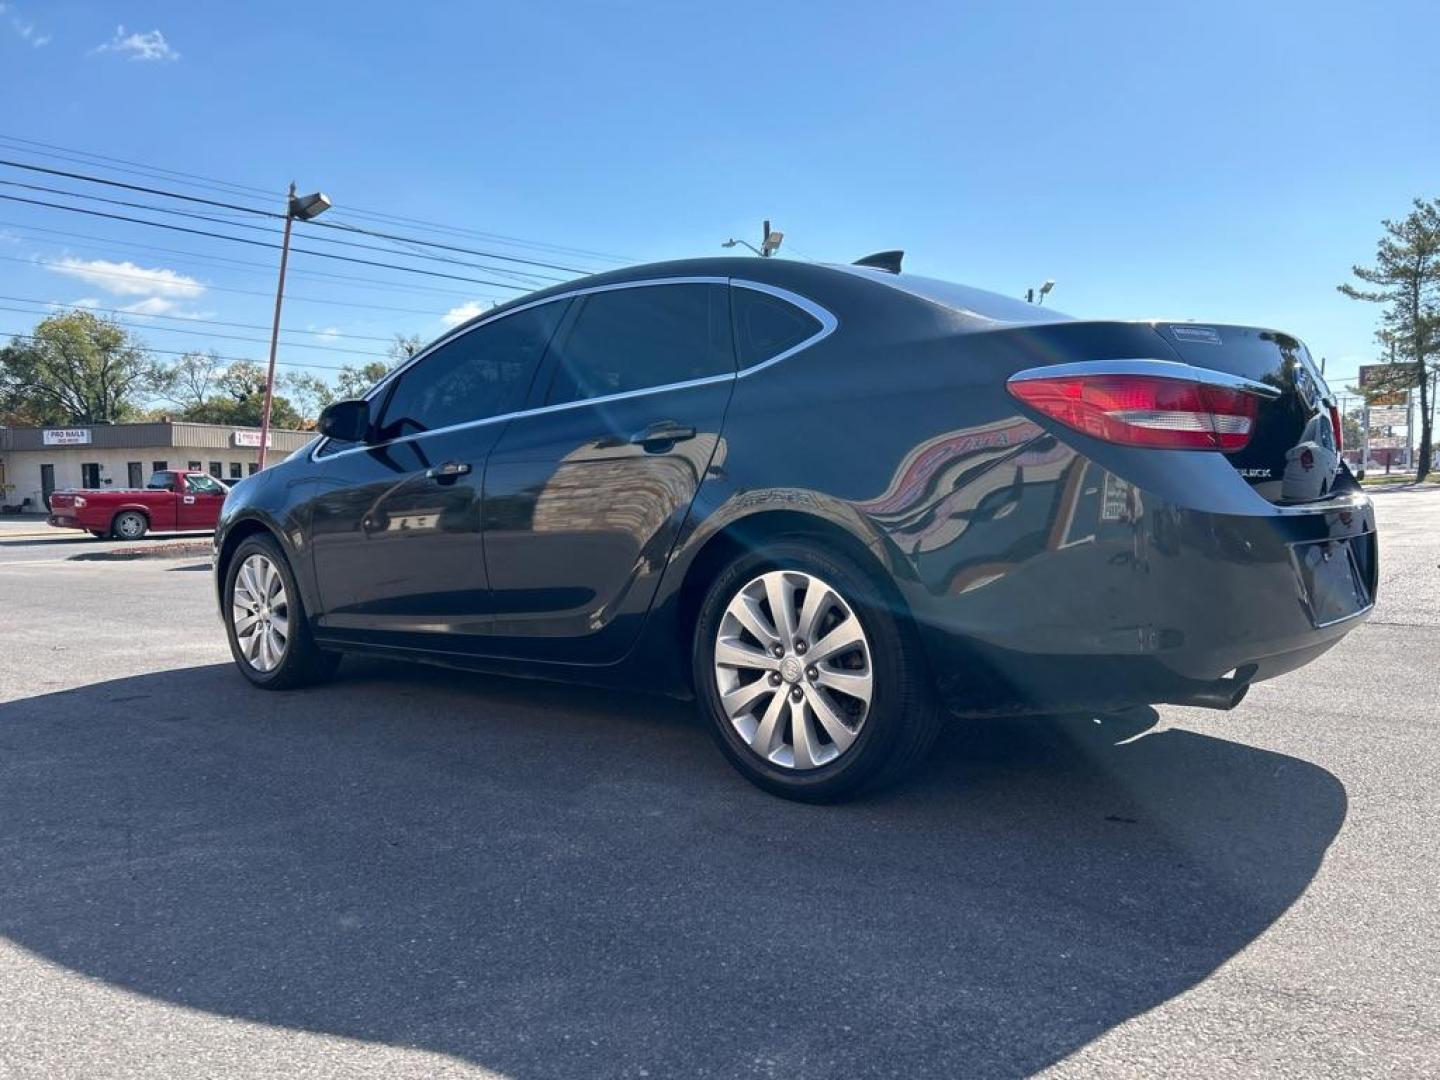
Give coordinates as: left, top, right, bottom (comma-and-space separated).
732, 287, 823, 368
544, 283, 733, 405
146, 471, 175, 491
376, 299, 568, 441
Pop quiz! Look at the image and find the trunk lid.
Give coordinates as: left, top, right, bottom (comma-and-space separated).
1154, 322, 1341, 504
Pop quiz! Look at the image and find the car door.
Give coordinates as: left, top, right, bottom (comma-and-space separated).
305, 298, 568, 652
179, 472, 227, 529
481, 279, 735, 662
144, 471, 180, 530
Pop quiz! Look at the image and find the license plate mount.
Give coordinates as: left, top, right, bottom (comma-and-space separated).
1292, 538, 1371, 627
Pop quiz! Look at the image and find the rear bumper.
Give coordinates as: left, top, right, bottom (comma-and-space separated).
906, 482, 1376, 717
46, 514, 86, 531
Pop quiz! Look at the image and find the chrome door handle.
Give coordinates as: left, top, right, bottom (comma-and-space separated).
630, 422, 697, 450
425, 461, 472, 482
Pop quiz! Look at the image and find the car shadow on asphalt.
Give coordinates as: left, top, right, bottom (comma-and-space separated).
0, 660, 1346, 1078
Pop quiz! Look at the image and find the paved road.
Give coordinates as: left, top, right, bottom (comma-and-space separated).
0, 490, 1436, 1079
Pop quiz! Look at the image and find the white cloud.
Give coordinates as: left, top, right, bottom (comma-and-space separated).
441, 301, 485, 328
119, 296, 180, 317
64, 297, 101, 309
45, 257, 204, 298
93, 25, 178, 61
4, 4, 50, 47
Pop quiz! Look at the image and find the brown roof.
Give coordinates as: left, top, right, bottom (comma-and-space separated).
0, 421, 313, 453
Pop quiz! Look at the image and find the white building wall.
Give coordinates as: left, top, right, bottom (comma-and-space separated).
1, 445, 270, 512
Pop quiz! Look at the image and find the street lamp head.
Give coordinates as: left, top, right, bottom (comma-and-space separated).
1038, 279, 1055, 297
289, 191, 332, 221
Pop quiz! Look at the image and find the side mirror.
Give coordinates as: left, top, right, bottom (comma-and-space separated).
318, 398, 371, 443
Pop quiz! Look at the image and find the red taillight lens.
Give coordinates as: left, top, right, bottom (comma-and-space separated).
1007, 374, 1259, 451
1328, 403, 1343, 452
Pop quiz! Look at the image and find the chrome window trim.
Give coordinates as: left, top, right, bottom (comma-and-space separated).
1007, 358, 1283, 399
310, 276, 838, 463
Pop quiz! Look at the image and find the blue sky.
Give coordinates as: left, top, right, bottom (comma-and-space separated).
2, 0, 1438, 394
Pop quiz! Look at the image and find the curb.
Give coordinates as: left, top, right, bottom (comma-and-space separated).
70, 542, 213, 562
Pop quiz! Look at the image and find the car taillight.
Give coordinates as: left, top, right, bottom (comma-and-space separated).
73, 496, 86, 508
1328, 403, 1343, 452
1007, 373, 1259, 451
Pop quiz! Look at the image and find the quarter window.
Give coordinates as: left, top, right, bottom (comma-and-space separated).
376, 300, 568, 442
732, 286, 823, 369
544, 284, 732, 406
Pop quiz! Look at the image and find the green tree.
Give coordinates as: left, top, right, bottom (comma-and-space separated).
156, 350, 225, 413
180, 360, 304, 428
0, 310, 165, 425
1339, 197, 1440, 480
331, 336, 420, 400
281, 371, 336, 422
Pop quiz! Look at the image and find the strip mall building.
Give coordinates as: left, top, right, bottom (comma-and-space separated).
0, 421, 312, 513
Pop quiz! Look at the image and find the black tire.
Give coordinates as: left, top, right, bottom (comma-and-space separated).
223, 533, 340, 691
692, 540, 944, 803
110, 510, 148, 540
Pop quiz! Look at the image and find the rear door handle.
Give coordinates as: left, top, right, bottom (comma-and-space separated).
425, 461, 472, 482
630, 422, 697, 451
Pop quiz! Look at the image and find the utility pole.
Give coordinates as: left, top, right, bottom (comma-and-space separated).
258, 182, 332, 470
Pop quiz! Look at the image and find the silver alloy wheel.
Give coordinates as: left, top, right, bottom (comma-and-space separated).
114, 512, 145, 539
713, 569, 873, 770
231, 553, 290, 673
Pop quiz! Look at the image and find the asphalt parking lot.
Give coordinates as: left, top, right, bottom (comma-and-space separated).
1, 490, 1437, 1079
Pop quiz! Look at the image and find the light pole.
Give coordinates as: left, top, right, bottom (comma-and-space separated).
722, 219, 784, 258
257, 182, 331, 470
1025, 279, 1056, 305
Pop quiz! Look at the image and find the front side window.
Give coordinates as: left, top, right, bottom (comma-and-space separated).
376, 299, 569, 442
733, 286, 824, 368
544, 283, 733, 406
186, 473, 227, 496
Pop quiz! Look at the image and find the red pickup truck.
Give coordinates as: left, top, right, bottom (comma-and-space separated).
47, 469, 230, 540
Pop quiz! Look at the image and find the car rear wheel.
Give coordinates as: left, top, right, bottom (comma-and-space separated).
111, 511, 147, 540
693, 541, 944, 802
224, 534, 340, 690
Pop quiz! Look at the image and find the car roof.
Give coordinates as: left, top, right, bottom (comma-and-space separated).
449, 256, 1067, 336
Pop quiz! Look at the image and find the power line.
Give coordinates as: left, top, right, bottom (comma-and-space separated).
0, 191, 542, 292
0, 329, 367, 373
0, 134, 282, 201
0, 133, 634, 263
0, 293, 393, 341
0, 218, 509, 301
0, 157, 603, 276
0, 254, 460, 317
0, 178, 562, 286
308, 217, 591, 276
0, 303, 383, 355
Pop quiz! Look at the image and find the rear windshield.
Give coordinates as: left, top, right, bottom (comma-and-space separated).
833, 266, 1073, 327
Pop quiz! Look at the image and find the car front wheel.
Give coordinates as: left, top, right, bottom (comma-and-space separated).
224, 534, 340, 690
693, 541, 943, 802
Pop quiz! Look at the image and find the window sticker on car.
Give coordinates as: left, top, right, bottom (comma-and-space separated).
1170, 325, 1222, 345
